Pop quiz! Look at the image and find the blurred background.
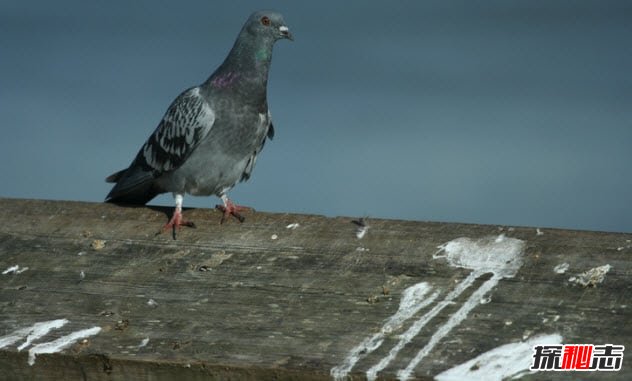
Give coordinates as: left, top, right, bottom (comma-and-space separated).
1, 1, 630, 232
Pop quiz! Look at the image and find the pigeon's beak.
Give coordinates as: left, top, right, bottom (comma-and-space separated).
279, 25, 293, 41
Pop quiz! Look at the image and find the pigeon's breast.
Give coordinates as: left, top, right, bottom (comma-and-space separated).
173, 108, 270, 196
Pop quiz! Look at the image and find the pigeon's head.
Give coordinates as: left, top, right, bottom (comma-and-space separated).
245, 10, 293, 42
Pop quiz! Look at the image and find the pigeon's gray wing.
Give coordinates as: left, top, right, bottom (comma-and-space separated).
240, 112, 274, 182
139, 87, 215, 174
105, 87, 214, 203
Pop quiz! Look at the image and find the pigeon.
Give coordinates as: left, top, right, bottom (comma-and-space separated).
105, 10, 292, 236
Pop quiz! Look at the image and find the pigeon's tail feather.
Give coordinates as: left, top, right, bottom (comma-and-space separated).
105, 169, 126, 183
105, 167, 160, 205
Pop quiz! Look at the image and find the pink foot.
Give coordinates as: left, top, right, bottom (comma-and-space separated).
161, 207, 195, 239
215, 197, 251, 224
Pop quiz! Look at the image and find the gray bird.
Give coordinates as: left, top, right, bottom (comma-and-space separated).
105, 10, 292, 235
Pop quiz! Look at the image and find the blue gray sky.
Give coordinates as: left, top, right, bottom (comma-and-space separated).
1, 1, 631, 232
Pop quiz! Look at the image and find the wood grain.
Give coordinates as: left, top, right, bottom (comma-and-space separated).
0, 198, 629, 380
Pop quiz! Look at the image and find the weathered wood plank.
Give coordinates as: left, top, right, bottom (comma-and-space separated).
0, 198, 629, 380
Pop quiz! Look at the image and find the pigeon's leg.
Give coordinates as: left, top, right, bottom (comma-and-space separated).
162, 193, 195, 239
216, 194, 251, 224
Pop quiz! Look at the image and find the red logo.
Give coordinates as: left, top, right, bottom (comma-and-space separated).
531, 344, 624, 371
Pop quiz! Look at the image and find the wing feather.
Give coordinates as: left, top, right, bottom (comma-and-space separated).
137, 87, 215, 174
240, 112, 274, 182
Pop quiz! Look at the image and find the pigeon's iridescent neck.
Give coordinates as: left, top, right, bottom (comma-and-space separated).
209, 71, 241, 89
204, 33, 274, 95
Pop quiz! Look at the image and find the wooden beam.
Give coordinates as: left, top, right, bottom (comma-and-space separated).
0, 198, 629, 380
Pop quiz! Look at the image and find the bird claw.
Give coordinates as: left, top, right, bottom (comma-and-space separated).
158, 209, 195, 239
215, 200, 250, 224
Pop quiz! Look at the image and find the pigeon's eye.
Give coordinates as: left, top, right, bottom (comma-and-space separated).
261, 16, 271, 26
